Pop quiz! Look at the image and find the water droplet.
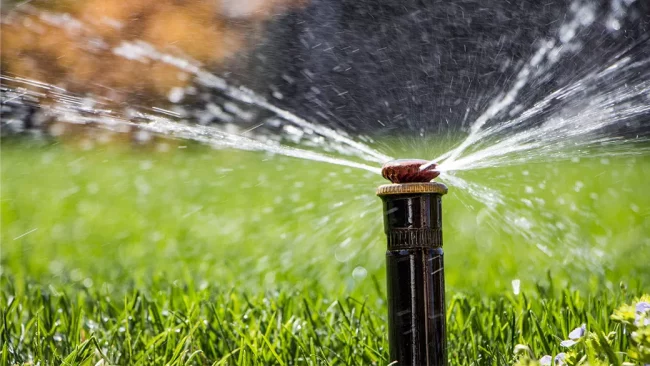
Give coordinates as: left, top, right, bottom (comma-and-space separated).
134, 130, 152, 143
335, 246, 356, 263
513, 217, 532, 230
49, 260, 64, 274
70, 269, 83, 282
511, 279, 521, 295
608, 18, 621, 31
536, 244, 553, 257
86, 320, 98, 330
168, 87, 184, 103
87, 183, 99, 195
520, 198, 533, 208
139, 160, 153, 170
352, 266, 367, 280
574, 181, 584, 192
339, 238, 352, 248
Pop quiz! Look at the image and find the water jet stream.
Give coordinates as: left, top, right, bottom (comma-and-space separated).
1, 76, 383, 175
2, 6, 392, 173
423, 2, 650, 174
112, 40, 393, 165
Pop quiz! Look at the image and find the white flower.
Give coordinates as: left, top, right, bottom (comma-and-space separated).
635, 301, 650, 326
560, 324, 585, 347
539, 355, 552, 365
559, 339, 577, 347
568, 324, 586, 339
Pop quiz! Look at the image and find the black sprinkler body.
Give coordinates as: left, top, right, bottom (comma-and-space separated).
377, 159, 447, 365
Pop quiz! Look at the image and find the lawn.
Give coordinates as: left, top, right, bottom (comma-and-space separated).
1, 139, 649, 365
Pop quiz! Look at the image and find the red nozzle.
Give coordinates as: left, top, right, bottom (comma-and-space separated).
381, 159, 440, 183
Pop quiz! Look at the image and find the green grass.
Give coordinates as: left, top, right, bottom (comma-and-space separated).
1, 139, 649, 365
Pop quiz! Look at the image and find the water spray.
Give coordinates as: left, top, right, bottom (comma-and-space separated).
377, 159, 448, 365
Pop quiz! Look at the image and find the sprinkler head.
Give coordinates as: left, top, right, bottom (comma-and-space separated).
377, 160, 448, 365
381, 159, 440, 183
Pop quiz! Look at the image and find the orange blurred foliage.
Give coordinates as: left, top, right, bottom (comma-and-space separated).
1, 0, 305, 102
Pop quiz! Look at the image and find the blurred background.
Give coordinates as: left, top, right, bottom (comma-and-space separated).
3, 0, 649, 137
2, 0, 649, 294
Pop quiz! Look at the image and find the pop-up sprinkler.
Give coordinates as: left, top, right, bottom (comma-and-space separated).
377, 159, 448, 365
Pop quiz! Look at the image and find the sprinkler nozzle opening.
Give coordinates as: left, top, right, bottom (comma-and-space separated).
381, 159, 440, 183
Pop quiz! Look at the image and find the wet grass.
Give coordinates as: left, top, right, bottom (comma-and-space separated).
1, 140, 649, 365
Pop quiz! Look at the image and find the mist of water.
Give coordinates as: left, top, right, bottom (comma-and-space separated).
111, 40, 392, 165
412, 0, 650, 270
1, 74, 384, 175
2, 1, 649, 275
2, 8, 399, 178
427, 1, 649, 174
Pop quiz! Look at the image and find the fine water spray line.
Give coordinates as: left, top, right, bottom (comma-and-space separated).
377, 159, 447, 366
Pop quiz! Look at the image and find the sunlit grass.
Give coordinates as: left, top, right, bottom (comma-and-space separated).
1, 140, 649, 364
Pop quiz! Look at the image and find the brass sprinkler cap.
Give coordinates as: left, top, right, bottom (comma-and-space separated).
377, 159, 447, 196
381, 159, 440, 183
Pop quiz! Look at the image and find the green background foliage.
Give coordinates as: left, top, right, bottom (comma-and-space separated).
2, 141, 649, 364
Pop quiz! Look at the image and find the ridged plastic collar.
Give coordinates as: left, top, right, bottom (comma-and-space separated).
376, 182, 448, 196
